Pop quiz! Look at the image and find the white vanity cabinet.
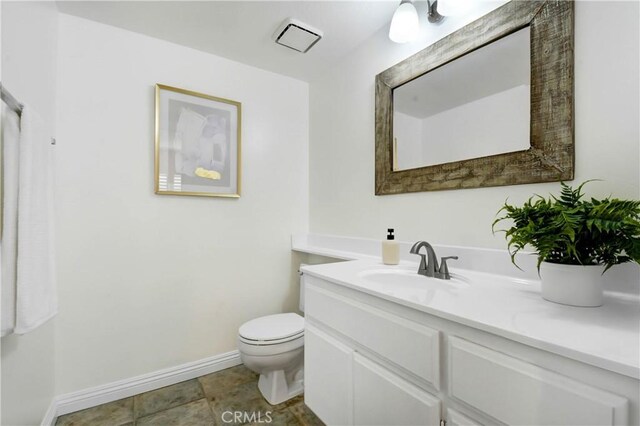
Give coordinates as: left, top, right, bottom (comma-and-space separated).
303, 275, 638, 426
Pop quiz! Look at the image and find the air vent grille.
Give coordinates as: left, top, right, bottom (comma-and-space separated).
273, 19, 322, 53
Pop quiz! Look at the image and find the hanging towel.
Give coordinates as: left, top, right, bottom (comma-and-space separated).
13, 106, 57, 334
1, 104, 21, 336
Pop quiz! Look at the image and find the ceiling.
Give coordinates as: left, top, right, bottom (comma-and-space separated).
56, 1, 400, 82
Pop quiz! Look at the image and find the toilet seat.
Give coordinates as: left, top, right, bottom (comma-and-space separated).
238, 334, 304, 357
239, 332, 303, 346
239, 313, 304, 345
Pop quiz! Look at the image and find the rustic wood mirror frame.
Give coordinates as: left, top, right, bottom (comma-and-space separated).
375, 0, 574, 195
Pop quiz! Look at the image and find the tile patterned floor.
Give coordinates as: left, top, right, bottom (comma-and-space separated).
55, 365, 324, 426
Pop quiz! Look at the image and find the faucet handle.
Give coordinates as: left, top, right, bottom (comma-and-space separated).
438, 256, 458, 280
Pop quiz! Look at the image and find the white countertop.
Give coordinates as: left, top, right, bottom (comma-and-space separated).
301, 259, 640, 379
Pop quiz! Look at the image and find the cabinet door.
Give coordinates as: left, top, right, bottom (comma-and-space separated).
305, 324, 353, 425
448, 337, 629, 426
446, 408, 482, 426
353, 353, 441, 426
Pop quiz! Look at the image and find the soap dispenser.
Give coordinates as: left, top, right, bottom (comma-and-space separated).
382, 228, 400, 265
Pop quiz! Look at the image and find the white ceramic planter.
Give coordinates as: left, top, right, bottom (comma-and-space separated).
539, 262, 605, 307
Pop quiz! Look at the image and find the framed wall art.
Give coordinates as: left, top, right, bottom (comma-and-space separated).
155, 84, 241, 197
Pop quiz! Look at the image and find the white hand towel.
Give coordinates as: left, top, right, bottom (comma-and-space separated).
1, 104, 21, 336
13, 106, 57, 334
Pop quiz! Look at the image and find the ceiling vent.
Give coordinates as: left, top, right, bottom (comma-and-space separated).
273, 18, 323, 53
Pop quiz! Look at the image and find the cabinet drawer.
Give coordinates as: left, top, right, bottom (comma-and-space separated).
306, 282, 440, 389
448, 337, 629, 426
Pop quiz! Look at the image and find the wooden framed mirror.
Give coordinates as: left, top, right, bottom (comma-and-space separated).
375, 0, 574, 195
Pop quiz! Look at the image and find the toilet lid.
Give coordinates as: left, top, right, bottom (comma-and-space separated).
239, 313, 304, 342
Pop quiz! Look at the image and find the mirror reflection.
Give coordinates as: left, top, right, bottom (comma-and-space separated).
393, 27, 531, 171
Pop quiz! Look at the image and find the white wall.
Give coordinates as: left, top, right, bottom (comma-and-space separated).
1, 2, 58, 424
309, 1, 639, 248
54, 14, 308, 394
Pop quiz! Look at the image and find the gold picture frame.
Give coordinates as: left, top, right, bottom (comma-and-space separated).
155, 84, 242, 197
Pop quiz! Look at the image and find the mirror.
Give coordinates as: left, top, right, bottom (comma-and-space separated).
375, 1, 574, 195
393, 27, 531, 171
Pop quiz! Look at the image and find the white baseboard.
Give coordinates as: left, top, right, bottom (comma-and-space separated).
43, 350, 241, 426
41, 400, 58, 426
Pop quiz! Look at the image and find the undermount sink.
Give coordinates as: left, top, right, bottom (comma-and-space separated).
357, 268, 469, 291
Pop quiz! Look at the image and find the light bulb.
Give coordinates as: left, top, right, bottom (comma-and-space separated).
389, 1, 420, 44
437, 0, 472, 16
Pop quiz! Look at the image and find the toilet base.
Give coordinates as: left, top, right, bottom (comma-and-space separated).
258, 368, 304, 405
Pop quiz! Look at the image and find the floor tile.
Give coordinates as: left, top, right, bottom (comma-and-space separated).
55, 398, 133, 426
134, 379, 205, 418
272, 394, 304, 411
289, 402, 324, 426
56, 365, 323, 426
199, 365, 258, 400
208, 381, 273, 425
247, 408, 301, 426
136, 399, 215, 426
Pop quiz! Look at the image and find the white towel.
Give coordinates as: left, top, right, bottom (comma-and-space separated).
1, 103, 21, 336
12, 106, 57, 334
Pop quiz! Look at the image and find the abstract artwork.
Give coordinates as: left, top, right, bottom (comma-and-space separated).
155, 84, 241, 197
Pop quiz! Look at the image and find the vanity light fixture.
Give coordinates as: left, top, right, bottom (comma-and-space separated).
389, 0, 420, 43
390, 0, 471, 43
426, 0, 444, 24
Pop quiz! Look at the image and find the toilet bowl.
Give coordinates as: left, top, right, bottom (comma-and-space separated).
237, 312, 305, 405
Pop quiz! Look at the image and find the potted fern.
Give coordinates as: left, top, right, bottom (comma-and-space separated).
493, 182, 640, 307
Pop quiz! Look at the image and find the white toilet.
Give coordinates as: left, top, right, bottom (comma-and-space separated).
237, 273, 306, 405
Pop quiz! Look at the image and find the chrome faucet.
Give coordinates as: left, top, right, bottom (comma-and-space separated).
410, 241, 458, 280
